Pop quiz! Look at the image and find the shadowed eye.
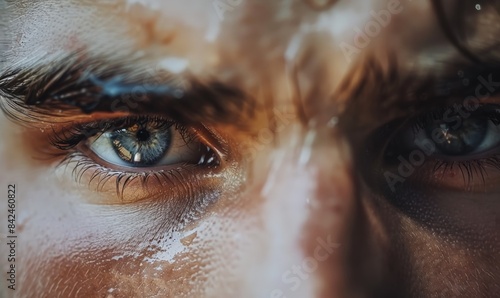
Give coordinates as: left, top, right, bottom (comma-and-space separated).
360, 103, 500, 236
400, 106, 500, 159
363, 104, 500, 195
424, 117, 488, 155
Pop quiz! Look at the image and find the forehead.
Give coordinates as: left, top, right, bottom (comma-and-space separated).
1, 1, 442, 60
0, 0, 488, 109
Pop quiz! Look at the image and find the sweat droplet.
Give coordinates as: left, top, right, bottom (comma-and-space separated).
180, 232, 197, 246
475, 4, 481, 10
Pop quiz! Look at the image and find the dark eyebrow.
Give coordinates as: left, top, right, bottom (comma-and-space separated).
337, 0, 500, 135
0, 56, 254, 126
338, 54, 500, 141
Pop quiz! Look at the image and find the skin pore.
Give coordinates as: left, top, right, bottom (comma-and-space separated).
0, 0, 500, 297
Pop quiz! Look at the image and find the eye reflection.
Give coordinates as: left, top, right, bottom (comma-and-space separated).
425, 117, 488, 156
86, 116, 206, 168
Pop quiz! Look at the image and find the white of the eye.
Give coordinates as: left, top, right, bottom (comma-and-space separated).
473, 120, 500, 153
88, 129, 200, 167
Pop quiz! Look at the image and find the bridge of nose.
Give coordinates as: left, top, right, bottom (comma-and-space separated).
236, 125, 382, 297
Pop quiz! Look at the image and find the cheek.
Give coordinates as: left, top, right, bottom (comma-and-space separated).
12, 164, 259, 297
370, 186, 500, 295
0, 117, 257, 296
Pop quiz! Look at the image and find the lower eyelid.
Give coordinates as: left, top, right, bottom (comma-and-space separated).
54, 153, 226, 229
398, 155, 500, 193
55, 151, 222, 205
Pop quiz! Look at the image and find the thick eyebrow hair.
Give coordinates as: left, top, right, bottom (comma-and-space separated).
0, 56, 254, 126
338, 53, 500, 142
334, 0, 500, 137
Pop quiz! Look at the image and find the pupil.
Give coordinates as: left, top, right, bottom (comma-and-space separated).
136, 129, 150, 142
109, 123, 172, 167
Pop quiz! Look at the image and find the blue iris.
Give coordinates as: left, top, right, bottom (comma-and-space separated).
426, 117, 488, 155
109, 122, 172, 166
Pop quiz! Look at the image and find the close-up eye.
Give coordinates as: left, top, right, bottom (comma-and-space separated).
368, 104, 500, 194
362, 102, 500, 232
87, 116, 203, 168
47, 115, 223, 204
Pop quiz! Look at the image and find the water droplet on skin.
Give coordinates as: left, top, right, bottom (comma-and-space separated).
475, 4, 481, 10
180, 232, 198, 246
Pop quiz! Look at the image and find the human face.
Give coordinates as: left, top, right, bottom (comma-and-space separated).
0, 0, 499, 297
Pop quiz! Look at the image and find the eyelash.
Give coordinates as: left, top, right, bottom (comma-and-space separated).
48, 116, 218, 198
57, 151, 201, 199
430, 156, 500, 189
49, 116, 190, 150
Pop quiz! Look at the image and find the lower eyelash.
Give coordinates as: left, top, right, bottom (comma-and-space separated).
429, 155, 500, 190
57, 151, 198, 199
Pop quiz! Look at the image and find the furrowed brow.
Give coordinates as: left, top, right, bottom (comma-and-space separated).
0, 56, 253, 126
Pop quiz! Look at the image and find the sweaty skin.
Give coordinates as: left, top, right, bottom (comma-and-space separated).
1, 0, 500, 297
